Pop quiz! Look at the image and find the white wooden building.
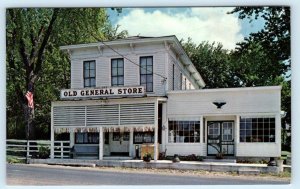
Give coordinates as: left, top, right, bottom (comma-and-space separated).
50, 35, 282, 161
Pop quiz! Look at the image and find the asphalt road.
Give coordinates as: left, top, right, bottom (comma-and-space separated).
6, 164, 289, 185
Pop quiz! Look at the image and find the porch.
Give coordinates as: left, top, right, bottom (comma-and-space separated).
51, 97, 167, 161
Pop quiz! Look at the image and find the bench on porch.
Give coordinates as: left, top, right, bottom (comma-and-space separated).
70, 145, 99, 159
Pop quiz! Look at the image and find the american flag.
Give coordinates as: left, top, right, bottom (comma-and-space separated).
25, 91, 34, 109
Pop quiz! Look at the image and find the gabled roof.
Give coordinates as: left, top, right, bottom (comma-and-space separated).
60, 35, 206, 88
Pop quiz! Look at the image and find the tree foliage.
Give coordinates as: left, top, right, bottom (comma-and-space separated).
182, 39, 233, 88
6, 8, 127, 139
229, 6, 290, 77
229, 7, 291, 133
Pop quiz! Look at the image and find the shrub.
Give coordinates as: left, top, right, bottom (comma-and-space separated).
38, 145, 50, 159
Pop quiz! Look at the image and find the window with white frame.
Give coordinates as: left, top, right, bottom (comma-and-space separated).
140, 56, 153, 92
83, 60, 96, 87
111, 58, 124, 86
240, 117, 276, 142
168, 120, 200, 143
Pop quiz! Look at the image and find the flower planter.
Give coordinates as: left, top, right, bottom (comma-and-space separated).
276, 159, 284, 172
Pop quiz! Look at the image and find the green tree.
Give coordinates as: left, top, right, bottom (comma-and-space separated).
182, 39, 233, 88
6, 8, 127, 139
229, 6, 290, 77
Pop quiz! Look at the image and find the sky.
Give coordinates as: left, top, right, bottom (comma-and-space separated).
107, 7, 265, 50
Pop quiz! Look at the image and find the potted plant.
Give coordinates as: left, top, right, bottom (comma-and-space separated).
216, 152, 224, 159
172, 154, 180, 163
143, 153, 152, 162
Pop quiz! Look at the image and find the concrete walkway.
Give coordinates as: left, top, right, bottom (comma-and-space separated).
29, 158, 290, 175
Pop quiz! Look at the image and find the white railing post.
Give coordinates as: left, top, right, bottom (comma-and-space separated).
99, 127, 103, 160
60, 141, 63, 159
50, 105, 55, 159
27, 140, 30, 159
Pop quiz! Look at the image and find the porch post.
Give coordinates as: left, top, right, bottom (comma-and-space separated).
200, 115, 204, 144
154, 101, 159, 161
235, 115, 240, 156
154, 125, 158, 161
235, 115, 240, 143
50, 105, 54, 159
99, 127, 103, 160
70, 132, 74, 147
129, 128, 134, 157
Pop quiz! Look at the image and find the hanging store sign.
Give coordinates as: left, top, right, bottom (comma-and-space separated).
60, 86, 145, 99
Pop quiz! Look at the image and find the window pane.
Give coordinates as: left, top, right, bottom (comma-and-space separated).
270, 118, 275, 123
147, 57, 153, 66
118, 67, 124, 75
90, 78, 96, 87
146, 65, 153, 74
147, 75, 153, 83
146, 83, 153, 92
118, 77, 124, 85
119, 60, 124, 68
112, 77, 118, 85
140, 58, 147, 66
112, 60, 118, 68
112, 67, 118, 76
141, 75, 146, 84
84, 79, 90, 87
270, 122, 275, 129
140, 65, 147, 74
90, 70, 95, 77
246, 122, 252, 130
84, 62, 89, 70
90, 62, 95, 69
84, 69, 90, 78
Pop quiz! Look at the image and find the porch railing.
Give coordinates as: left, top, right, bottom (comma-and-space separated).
6, 139, 71, 159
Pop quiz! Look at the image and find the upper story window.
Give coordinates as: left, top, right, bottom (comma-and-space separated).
140, 56, 153, 92
111, 58, 124, 86
83, 60, 96, 87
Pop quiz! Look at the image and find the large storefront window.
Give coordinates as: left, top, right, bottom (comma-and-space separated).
75, 133, 99, 144
240, 117, 276, 143
168, 120, 200, 143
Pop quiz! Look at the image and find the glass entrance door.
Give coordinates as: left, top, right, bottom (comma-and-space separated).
207, 121, 234, 156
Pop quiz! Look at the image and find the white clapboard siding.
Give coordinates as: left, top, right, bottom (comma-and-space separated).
70, 44, 168, 96
165, 143, 204, 156
124, 54, 139, 86
120, 103, 155, 125
71, 60, 83, 88
153, 52, 167, 96
167, 87, 281, 116
96, 56, 110, 87
86, 105, 119, 126
53, 106, 85, 127
236, 143, 280, 157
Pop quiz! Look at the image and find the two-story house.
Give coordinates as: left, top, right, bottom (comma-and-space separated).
50, 35, 282, 161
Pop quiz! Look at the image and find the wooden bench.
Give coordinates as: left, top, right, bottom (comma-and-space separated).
71, 145, 99, 158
